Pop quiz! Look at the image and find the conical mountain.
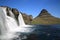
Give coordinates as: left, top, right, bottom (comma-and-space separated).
37, 9, 53, 17
31, 9, 60, 25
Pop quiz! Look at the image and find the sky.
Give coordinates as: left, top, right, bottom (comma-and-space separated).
0, 0, 60, 18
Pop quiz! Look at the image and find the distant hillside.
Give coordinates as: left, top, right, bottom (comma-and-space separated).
31, 9, 60, 25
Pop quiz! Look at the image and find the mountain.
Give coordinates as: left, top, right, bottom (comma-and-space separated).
31, 9, 60, 25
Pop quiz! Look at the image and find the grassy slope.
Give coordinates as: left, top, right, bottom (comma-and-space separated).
31, 16, 60, 25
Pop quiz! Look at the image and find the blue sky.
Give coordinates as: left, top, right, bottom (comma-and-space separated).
0, 0, 60, 18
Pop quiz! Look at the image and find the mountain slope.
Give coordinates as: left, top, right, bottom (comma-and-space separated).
31, 9, 60, 25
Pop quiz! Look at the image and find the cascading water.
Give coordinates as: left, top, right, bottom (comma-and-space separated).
0, 7, 34, 40
18, 12, 25, 26
0, 7, 7, 37
8, 10, 15, 19
0, 7, 20, 40
18, 13, 34, 32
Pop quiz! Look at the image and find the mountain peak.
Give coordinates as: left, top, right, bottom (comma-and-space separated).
41, 9, 48, 13
38, 9, 52, 17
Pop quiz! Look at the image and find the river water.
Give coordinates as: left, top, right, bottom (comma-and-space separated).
13, 24, 60, 40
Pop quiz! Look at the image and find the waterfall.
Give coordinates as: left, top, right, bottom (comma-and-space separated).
18, 12, 25, 26
0, 7, 33, 40
8, 10, 15, 19
0, 7, 8, 40
0, 7, 20, 40
0, 7, 7, 35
